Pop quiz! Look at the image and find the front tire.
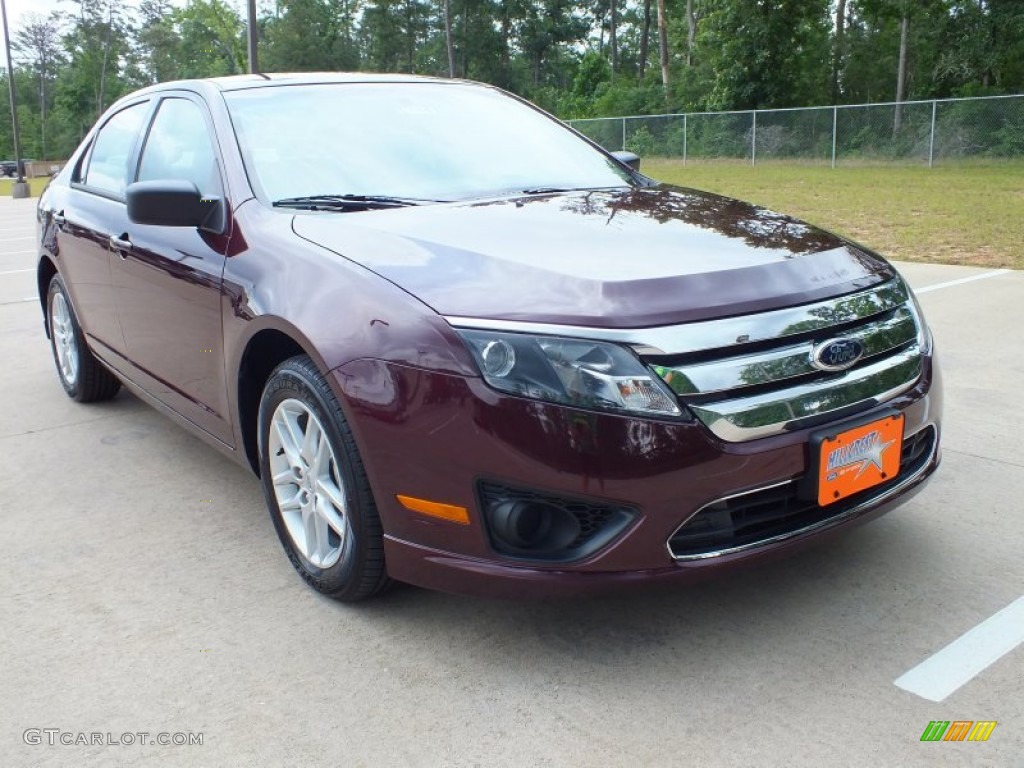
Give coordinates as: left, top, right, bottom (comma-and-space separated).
46, 274, 121, 402
257, 355, 390, 602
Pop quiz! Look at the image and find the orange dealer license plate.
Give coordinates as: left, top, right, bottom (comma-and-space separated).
813, 413, 904, 507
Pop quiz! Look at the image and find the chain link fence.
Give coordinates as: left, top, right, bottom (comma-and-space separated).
568, 94, 1024, 166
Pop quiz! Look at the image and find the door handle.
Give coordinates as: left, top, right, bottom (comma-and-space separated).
53, 210, 66, 229
109, 233, 132, 256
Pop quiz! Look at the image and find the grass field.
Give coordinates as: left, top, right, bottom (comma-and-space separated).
643, 159, 1023, 269
0, 177, 50, 197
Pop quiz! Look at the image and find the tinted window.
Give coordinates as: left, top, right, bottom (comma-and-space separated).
137, 98, 221, 198
224, 83, 633, 203
83, 102, 148, 196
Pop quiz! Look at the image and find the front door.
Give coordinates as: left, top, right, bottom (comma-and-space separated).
111, 94, 233, 445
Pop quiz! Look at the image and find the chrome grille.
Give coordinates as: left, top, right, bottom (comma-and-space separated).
652, 307, 917, 396
643, 280, 925, 441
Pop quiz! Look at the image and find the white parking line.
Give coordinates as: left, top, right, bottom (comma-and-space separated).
915, 269, 1012, 294
0, 268, 33, 275
894, 595, 1024, 702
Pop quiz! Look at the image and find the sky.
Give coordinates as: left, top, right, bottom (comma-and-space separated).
0, 0, 262, 31
0, 0, 254, 40
2, 0, 65, 29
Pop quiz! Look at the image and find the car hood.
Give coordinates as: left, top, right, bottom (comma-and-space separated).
290, 186, 895, 328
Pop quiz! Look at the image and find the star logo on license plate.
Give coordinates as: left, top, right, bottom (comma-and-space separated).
826, 429, 897, 479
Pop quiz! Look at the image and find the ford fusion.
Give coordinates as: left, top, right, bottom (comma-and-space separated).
35, 74, 941, 601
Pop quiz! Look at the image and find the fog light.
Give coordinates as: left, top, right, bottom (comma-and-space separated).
487, 500, 580, 553
478, 481, 639, 563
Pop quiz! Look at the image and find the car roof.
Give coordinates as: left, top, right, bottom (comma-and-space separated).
107, 72, 483, 109
225, 72, 458, 90
142, 72, 462, 95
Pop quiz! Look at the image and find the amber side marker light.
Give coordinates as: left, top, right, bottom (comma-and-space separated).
396, 495, 471, 525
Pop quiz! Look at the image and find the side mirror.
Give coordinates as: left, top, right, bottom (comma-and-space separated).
611, 150, 641, 171
126, 179, 224, 233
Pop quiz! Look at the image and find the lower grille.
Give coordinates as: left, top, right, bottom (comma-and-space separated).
668, 426, 936, 559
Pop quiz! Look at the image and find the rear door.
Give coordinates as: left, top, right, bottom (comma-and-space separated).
110, 93, 234, 446
56, 100, 151, 360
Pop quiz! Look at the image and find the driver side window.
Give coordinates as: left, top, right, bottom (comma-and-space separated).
137, 98, 222, 199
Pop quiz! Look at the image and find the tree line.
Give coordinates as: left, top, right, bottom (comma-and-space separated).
3, 0, 1022, 161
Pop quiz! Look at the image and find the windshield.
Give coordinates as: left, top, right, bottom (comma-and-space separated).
223, 82, 634, 203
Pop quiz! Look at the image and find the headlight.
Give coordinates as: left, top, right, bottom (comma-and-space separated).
456, 330, 682, 418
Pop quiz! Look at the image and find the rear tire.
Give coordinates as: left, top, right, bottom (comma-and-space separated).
46, 274, 121, 403
258, 355, 390, 602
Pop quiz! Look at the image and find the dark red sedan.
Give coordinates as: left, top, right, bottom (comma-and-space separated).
36, 74, 941, 601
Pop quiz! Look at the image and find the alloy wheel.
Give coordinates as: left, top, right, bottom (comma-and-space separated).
50, 291, 78, 386
267, 398, 350, 568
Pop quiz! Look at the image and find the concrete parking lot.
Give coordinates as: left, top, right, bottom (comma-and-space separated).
1, 195, 1021, 767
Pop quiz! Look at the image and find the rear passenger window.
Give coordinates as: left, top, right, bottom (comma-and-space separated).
83, 102, 148, 197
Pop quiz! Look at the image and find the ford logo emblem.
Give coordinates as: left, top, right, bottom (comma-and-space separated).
811, 338, 864, 371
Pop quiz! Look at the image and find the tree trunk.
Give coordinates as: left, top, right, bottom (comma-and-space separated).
831, 0, 846, 102
39, 60, 46, 160
639, 0, 651, 81
405, 0, 415, 73
981, 0, 991, 86
500, 5, 510, 86
460, 0, 468, 79
894, 13, 909, 133
443, 0, 455, 77
656, 0, 670, 101
609, 0, 618, 73
685, 0, 696, 66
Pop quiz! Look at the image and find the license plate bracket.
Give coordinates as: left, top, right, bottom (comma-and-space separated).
806, 411, 905, 507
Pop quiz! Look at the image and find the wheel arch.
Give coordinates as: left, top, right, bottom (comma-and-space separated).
236, 324, 329, 476
37, 255, 58, 337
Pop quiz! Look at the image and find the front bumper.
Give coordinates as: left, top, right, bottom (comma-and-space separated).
333, 353, 942, 599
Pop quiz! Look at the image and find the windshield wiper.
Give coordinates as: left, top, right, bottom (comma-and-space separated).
519, 185, 629, 195
272, 194, 429, 210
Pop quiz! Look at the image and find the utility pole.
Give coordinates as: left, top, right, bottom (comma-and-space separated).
247, 0, 259, 74
1, 0, 28, 198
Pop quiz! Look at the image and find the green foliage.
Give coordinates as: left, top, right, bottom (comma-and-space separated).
0, 0, 1021, 162
171, 0, 247, 78
573, 51, 611, 98
263, 0, 360, 72
696, 0, 832, 110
